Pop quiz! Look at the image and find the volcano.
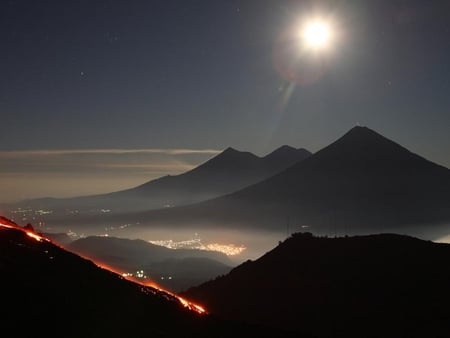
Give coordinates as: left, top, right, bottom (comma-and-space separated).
11, 145, 310, 214
125, 126, 450, 238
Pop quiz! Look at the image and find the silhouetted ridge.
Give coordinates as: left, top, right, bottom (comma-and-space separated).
9, 144, 311, 215
263, 145, 311, 162
264, 145, 297, 157
335, 126, 396, 151
190, 147, 260, 172
301, 126, 431, 169
223, 146, 246, 154
331, 126, 414, 152
183, 232, 450, 337
126, 125, 450, 236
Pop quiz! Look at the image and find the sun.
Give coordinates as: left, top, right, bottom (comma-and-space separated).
302, 20, 331, 49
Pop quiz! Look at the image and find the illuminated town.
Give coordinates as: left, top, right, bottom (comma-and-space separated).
149, 235, 246, 256
6, 208, 246, 256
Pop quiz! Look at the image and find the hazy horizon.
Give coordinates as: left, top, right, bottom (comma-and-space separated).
0, 147, 221, 203
3, 126, 450, 204
0, 143, 310, 203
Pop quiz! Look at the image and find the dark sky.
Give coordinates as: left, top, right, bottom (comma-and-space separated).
1, 0, 450, 201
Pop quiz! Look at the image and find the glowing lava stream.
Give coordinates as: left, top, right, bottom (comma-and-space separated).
0, 220, 206, 315
99, 263, 207, 315
0, 220, 49, 242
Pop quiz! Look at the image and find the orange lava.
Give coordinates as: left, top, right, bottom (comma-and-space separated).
140, 279, 206, 314
0, 219, 207, 315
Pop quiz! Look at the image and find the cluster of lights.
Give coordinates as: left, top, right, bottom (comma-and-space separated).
149, 238, 201, 249
10, 208, 53, 216
36, 209, 53, 215
136, 270, 146, 278
204, 243, 246, 256
121, 270, 148, 279
149, 236, 246, 256
10, 208, 33, 214
101, 223, 133, 235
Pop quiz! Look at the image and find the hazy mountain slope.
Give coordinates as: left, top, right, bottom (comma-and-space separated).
68, 236, 232, 265
183, 232, 450, 337
10, 145, 311, 214
0, 216, 302, 338
67, 235, 233, 292
124, 126, 450, 237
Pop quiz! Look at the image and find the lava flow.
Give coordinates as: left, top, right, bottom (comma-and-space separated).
0, 217, 206, 315
0, 217, 49, 242
95, 262, 207, 315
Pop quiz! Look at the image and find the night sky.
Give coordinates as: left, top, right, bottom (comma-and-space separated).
1, 0, 450, 202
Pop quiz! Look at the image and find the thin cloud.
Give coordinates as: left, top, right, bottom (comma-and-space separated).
0, 148, 221, 158
0, 148, 218, 202
95, 163, 195, 171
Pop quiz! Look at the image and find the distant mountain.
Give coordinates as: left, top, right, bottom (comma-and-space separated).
67, 235, 233, 292
10, 145, 311, 215
0, 216, 302, 338
183, 232, 450, 337
122, 126, 450, 238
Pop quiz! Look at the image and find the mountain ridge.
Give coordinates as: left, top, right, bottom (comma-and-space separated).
117, 126, 450, 239
8, 145, 311, 215
182, 232, 450, 337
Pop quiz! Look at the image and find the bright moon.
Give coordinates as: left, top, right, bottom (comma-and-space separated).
303, 21, 331, 48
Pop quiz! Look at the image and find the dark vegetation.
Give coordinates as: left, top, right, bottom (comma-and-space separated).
183, 232, 450, 337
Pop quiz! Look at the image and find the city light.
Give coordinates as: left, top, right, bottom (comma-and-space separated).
149, 235, 246, 256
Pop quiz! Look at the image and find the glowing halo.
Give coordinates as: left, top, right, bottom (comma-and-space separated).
272, 29, 328, 86
303, 21, 331, 48
272, 15, 338, 86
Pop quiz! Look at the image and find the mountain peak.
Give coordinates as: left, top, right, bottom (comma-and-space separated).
189, 146, 260, 174
273, 144, 296, 152
342, 125, 385, 140
216, 147, 258, 160
222, 146, 241, 154
263, 145, 311, 160
315, 125, 410, 160
264, 145, 295, 157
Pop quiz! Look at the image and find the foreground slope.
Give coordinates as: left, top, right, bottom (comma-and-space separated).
0, 216, 300, 338
126, 126, 450, 238
183, 232, 450, 337
9, 145, 310, 214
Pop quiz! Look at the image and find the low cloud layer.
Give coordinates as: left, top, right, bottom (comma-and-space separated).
0, 148, 219, 203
